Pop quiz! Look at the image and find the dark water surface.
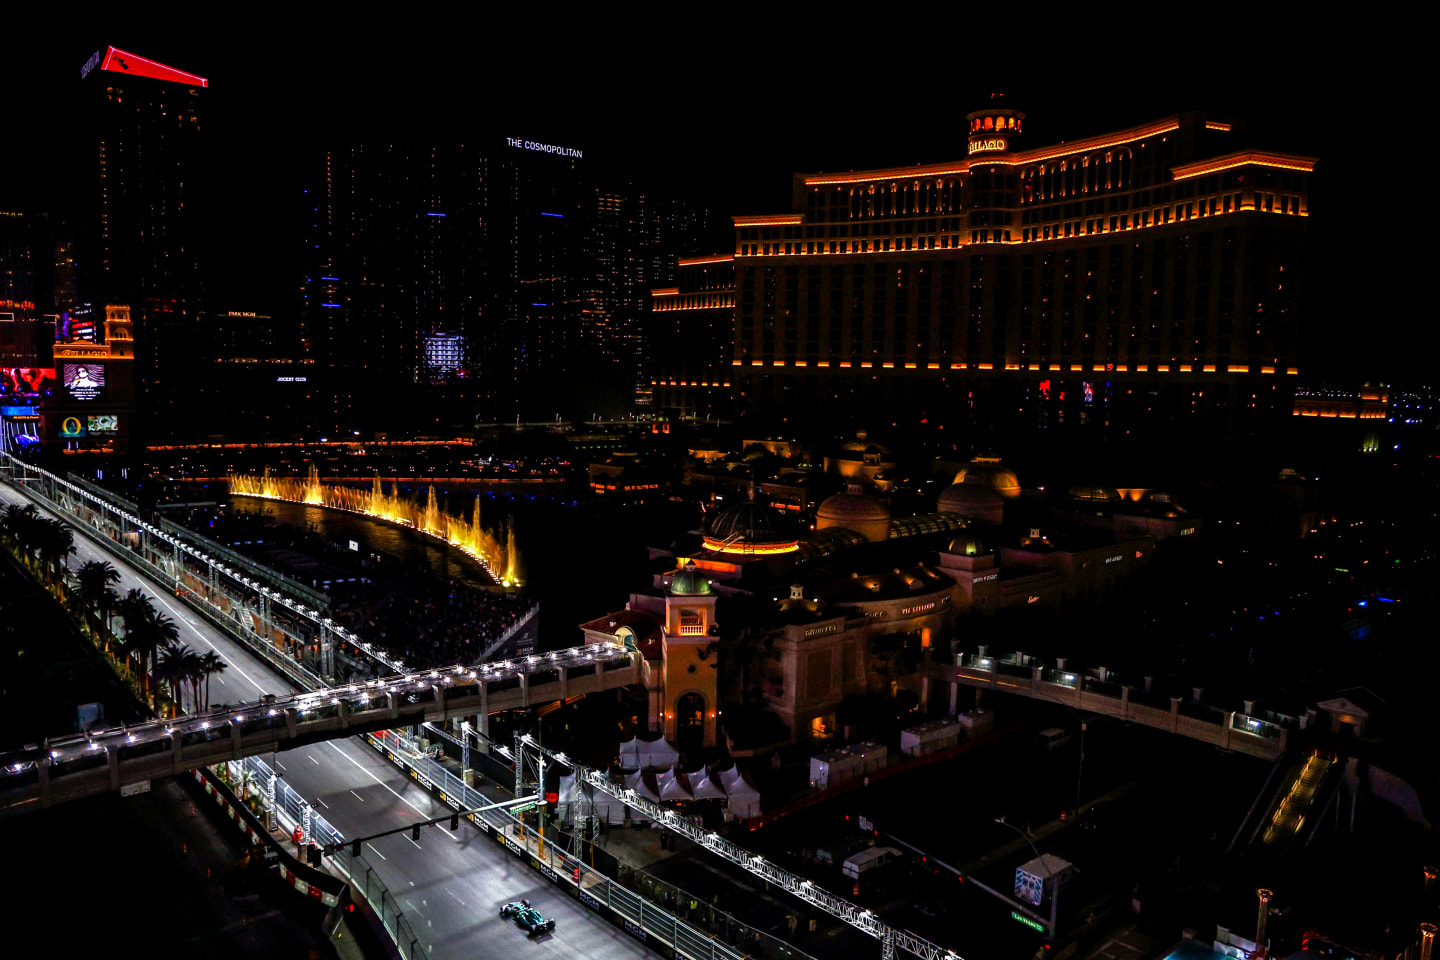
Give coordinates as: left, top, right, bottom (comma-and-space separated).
229, 488, 699, 650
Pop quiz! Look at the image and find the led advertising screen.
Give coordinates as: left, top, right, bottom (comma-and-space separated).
59, 416, 86, 438
87, 414, 118, 434
64, 364, 106, 401
56, 305, 98, 344
0, 367, 56, 402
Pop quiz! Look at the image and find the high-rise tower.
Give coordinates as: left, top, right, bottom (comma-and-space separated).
75, 45, 207, 443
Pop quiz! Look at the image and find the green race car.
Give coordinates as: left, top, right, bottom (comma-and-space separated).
500, 899, 556, 935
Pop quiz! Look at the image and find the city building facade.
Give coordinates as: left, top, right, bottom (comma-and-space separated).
302, 139, 708, 434
653, 109, 1315, 437
73, 46, 208, 445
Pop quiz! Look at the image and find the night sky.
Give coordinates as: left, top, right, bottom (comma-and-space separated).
3, 20, 1426, 382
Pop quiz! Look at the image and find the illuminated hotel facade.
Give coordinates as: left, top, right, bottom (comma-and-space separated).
648, 254, 736, 419
75, 46, 208, 444
657, 109, 1316, 435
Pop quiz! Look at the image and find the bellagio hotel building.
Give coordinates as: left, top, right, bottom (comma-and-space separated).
650, 109, 1315, 435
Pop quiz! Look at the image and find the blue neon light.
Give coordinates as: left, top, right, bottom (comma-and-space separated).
321, 276, 339, 281
427, 212, 447, 217
531, 303, 548, 306
322, 303, 341, 308
541, 212, 563, 218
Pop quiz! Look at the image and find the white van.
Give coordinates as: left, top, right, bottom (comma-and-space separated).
842, 846, 903, 880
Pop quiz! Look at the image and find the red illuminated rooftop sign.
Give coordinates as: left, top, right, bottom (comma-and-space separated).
98, 47, 208, 87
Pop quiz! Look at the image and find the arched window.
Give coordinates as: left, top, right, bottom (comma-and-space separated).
1114, 149, 1133, 190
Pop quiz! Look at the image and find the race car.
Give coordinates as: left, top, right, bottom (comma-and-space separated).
499, 899, 556, 936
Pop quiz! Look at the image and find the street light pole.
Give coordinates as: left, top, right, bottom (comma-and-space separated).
994, 817, 1058, 938
1076, 720, 1087, 811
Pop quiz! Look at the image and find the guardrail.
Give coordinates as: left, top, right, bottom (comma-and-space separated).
1, 458, 771, 960
363, 729, 781, 960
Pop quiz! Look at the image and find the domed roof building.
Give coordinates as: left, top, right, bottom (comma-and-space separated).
815, 487, 892, 543
947, 534, 988, 558
953, 456, 1021, 499
703, 498, 799, 556
668, 560, 712, 596
936, 483, 1005, 525
823, 432, 897, 490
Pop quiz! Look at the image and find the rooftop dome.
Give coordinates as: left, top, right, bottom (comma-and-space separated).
817, 491, 891, 523
937, 483, 1004, 514
816, 489, 892, 543
703, 498, 799, 555
947, 534, 988, 557
669, 560, 711, 596
836, 431, 891, 457
954, 457, 1021, 499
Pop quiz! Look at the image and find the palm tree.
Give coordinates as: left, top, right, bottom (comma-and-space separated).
199, 651, 228, 711
35, 518, 75, 586
157, 644, 205, 714
75, 560, 121, 636
120, 590, 181, 701
1, 502, 38, 548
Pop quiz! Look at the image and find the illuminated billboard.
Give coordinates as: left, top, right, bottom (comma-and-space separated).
56, 305, 98, 344
0, 368, 56, 402
59, 416, 87, 438
87, 415, 119, 434
64, 364, 107, 401
98, 47, 209, 87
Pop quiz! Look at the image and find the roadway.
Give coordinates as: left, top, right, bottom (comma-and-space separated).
0, 481, 656, 960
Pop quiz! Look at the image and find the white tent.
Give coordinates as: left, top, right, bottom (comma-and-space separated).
688, 768, 728, 801
657, 767, 694, 802
624, 770, 662, 803
718, 765, 762, 819
619, 735, 680, 771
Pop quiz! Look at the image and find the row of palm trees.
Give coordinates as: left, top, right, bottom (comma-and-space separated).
73, 558, 229, 714
2, 502, 227, 716
2, 501, 76, 587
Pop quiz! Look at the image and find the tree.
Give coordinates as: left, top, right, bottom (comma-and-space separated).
35, 519, 75, 585
0, 502, 38, 548
75, 560, 121, 635
199, 651, 228, 711
715, 593, 784, 705
157, 644, 205, 713
120, 588, 181, 701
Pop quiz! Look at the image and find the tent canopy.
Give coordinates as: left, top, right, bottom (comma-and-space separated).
717, 765, 761, 818
689, 768, 727, 801
619, 735, 680, 770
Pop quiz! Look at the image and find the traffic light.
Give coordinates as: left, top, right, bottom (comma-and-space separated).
412, 823, 421, 842
450, 813, 460, 830
351, 840, 362, 858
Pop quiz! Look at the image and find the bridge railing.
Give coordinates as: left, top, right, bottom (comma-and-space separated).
944, 649, 1292, 760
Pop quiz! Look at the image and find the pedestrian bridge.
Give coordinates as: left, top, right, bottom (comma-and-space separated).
0, 643, 643, 815
929, 647, 1289, 761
